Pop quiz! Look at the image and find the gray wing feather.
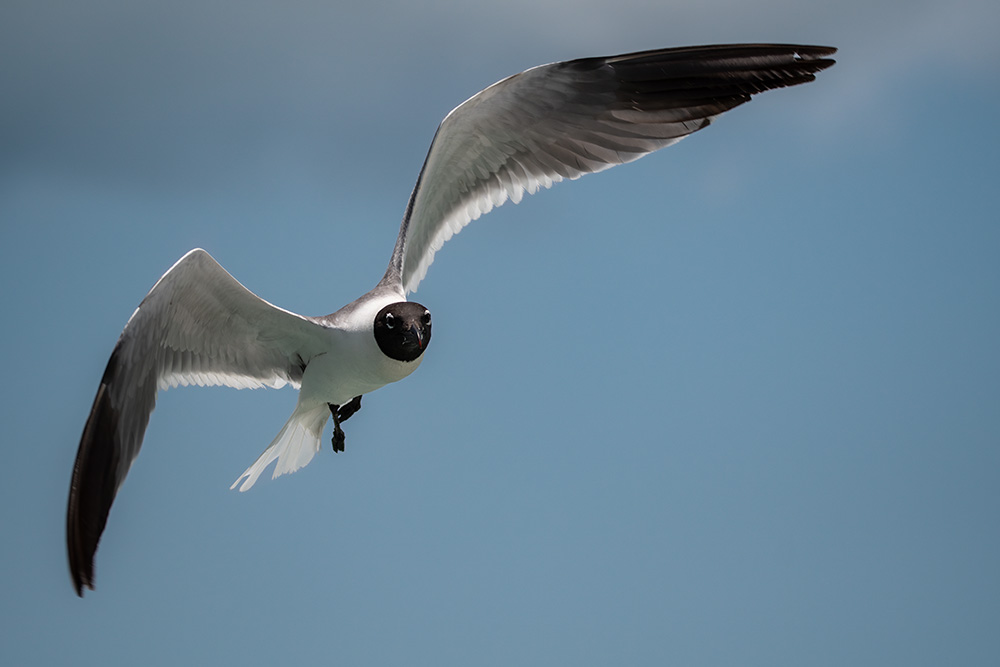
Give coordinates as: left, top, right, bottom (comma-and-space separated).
384, 43, 836, 293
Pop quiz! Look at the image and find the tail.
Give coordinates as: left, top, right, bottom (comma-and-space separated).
231, 403, 330, 492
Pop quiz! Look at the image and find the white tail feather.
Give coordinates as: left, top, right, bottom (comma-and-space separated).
231, 404, 330, 492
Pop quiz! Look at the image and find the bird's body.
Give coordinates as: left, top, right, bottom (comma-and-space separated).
230, 281, 427, 492
67, 43, 836, 595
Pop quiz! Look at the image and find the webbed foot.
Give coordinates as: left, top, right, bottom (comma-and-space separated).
331, 423, 346, 453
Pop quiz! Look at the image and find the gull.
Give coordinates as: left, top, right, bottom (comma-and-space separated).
67, 43, 836, 595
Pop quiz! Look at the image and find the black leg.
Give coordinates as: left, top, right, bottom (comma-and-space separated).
328, 403, 346, 453
328, 396, 363, 453
337, 395, 363, 423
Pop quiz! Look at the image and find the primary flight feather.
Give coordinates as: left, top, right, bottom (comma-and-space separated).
67, 43, 836, 595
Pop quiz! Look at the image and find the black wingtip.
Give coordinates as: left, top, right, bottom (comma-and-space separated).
585, 43, 837, 119
787, 44, 837, 76
793, 44, 838, 59
67, 351, 123, 597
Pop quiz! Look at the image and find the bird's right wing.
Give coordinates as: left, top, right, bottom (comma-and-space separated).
67, 248, 332, 596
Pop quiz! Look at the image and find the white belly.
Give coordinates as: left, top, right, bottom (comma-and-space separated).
299, 339, 423, 407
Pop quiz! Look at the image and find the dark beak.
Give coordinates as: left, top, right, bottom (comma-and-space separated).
407, 324, 425, 350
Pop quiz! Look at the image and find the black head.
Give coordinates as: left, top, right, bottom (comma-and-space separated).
373, 302, 431, 362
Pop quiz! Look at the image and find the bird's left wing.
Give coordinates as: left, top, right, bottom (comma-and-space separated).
383, 43, 836, 294
67, 248, 332, 595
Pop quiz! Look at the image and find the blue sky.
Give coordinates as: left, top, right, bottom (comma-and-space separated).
2, 1, 999, 665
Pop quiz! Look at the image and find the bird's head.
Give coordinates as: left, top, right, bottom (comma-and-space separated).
373, 302, 432, 362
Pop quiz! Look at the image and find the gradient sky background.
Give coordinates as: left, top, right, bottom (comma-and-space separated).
2, 1, 999, 665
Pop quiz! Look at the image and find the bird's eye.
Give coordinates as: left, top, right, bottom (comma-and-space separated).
385, 313, 395, 329
422, 311, 431, 325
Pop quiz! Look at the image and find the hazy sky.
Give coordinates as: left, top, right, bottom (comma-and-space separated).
2, 1, 999, 665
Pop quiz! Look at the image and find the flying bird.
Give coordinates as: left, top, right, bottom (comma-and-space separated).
67, 43, 836, 595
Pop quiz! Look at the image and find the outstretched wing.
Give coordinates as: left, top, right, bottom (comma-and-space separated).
384, 43, 836, 294
67, 248, 331, 595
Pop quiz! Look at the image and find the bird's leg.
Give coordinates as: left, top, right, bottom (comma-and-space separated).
337, 395, 363, 423
328, 403, 346, 453
327, 396, 362, 453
